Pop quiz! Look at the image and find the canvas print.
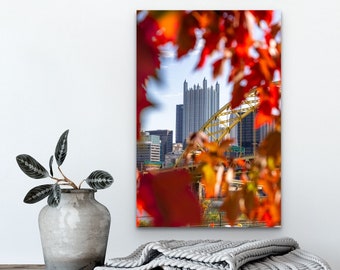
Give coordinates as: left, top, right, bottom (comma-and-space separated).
136, 10, 282, 228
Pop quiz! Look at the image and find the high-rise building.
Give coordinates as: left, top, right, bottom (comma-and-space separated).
136, 132, 161, 171
182, 78, 220, 144
146, 130, 173, 163
176, 104, 184, 144
234, 111, 274, 156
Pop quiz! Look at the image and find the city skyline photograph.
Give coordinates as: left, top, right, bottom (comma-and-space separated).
136, 10, 282, 228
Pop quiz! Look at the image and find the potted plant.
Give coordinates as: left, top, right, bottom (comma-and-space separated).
16, 130, 114, 270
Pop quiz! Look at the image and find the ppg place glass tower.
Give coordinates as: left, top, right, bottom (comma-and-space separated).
182, 78, 220, 144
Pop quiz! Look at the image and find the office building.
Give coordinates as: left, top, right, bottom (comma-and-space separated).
182, 78, 220, 144
136, 132, 161, 171
176, 104, 184, 144
234, 111, 274, 156
146, 129, 173, 163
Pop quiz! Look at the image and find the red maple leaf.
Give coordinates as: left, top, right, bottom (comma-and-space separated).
137, 169, 202, 227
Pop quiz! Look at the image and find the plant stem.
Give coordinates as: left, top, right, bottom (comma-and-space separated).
78, 179, 86, 189
57, 167, 79, 189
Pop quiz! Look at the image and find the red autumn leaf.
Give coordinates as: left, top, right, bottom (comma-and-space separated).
194, 11, 224, 69
137, 172, 163, 224
230, 78, 257, 109
259, 58, 272, 83
176, 13, 199, 58
222, 11, 247, 49
136, 15, 162, 139
228, 60, 245, 83
262, 210, 274, 227
242, 183, 259, 220
234, 13, 252, 56
196, 32, 221, 68
212, 58, 225, 79
231, 63, 266, 109
255, 110, 273, 129
257, 130, 281, 161
195, 46, 210, 69
149, 11, 183, 43
255, 83, 281, 128
136, 86, 153, 140
137, 169, 202, 227
230, 81, 245, 109
255, 100, 272, 128
137, 15, 161, 87
258, 202, 281, 227
220, 190, 242, 226
270, 195, 281, 224
257, 48, 277, 79
269, 83, 281, 111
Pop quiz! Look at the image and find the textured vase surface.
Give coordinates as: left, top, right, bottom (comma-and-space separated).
38, 189, 111, 270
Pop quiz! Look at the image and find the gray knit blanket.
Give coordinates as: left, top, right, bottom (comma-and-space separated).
95, 238, 331, 270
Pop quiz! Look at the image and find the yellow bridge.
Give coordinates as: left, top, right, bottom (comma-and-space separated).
175, 88, 261, 167
200, 89, 258, 143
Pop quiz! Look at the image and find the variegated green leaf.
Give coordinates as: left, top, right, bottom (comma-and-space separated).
85, 170, 114, 190
47, 184, 61, 207
49, 155, 54, 177
16, 154, 49, 179
55, 129, 69, 167
23, 184, 53, 204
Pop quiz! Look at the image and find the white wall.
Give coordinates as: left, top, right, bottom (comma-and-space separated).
0, 0, 339, 268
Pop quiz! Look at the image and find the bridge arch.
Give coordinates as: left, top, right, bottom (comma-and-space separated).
173, 81, 281, 167
199, 89, 259, 144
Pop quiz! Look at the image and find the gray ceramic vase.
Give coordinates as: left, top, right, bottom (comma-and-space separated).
38, 189, 111, 270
